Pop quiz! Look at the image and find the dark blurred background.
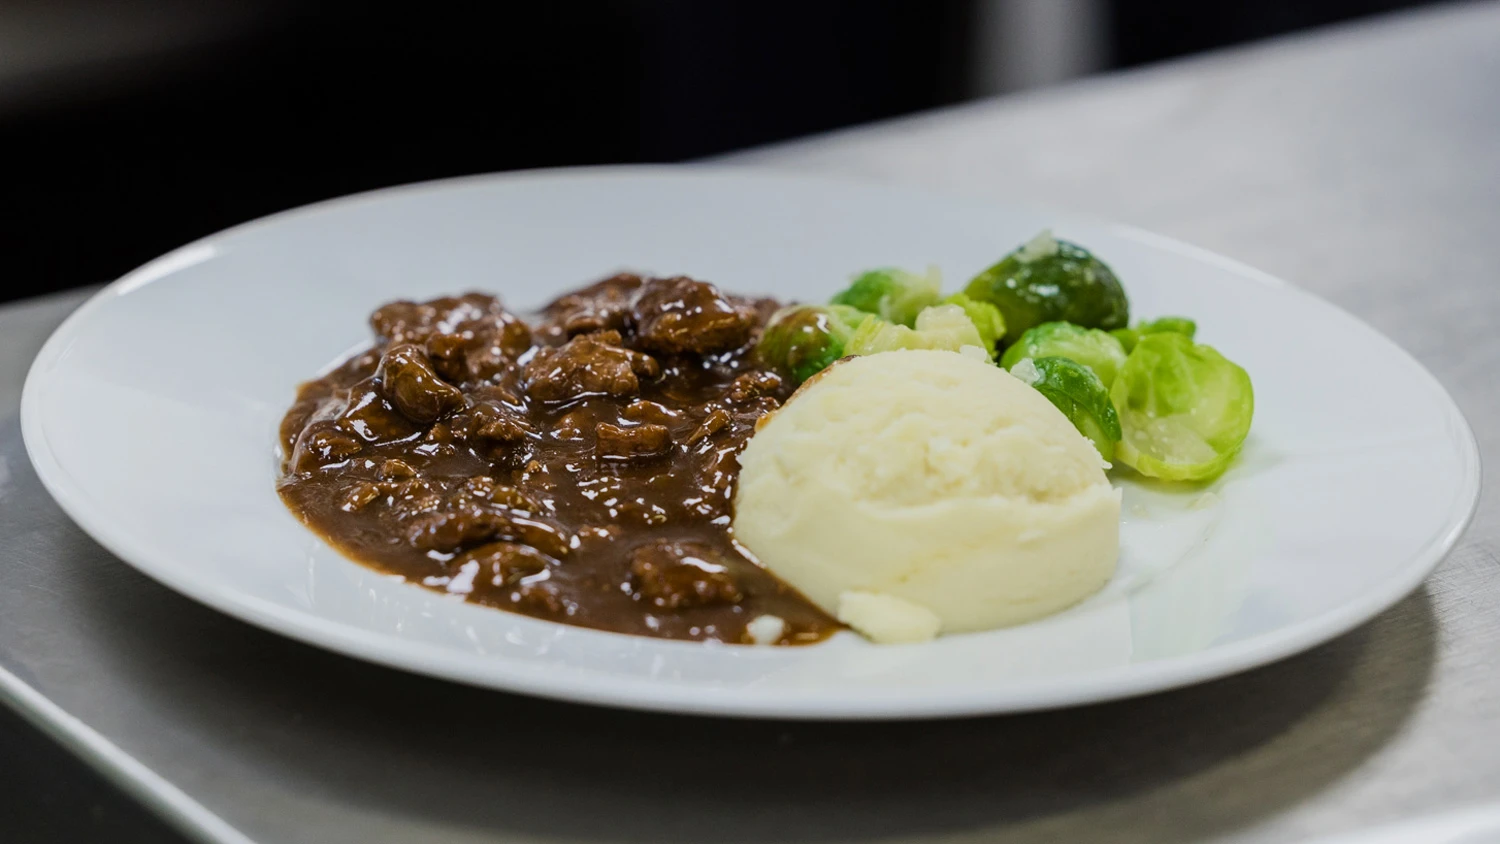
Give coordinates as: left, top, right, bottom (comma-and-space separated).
0, 0, 1435, 305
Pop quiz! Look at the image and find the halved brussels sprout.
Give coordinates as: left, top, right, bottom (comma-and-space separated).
942, 293, 1006, 357
1010, 356, 1121, 462
756, 303, 869, 383
963, 231, 1129, 338
1000, 321, 1127, 388
1109, 333, 1253, 481
831, 266, 942, 327
844, 303, 986, 356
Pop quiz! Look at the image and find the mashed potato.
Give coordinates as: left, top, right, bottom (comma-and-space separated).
733, 349, 1120, 643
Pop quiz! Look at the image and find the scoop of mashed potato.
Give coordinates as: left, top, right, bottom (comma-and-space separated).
733, 349, 1119, 643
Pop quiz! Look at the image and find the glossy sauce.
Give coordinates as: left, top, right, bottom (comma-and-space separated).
277, 275, 837, 644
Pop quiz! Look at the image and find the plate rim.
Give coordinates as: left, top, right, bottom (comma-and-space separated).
19, 164, 1485, 719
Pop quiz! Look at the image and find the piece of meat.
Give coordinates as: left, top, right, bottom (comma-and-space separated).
400, 492, 572, 557
522, 330, 659, 402
449, 399, 533, 458
403, 297, 533, 386
378, 458, 417, 480
595, 422, 673, 461
424, 311, 532, 385
335, 379, 423, 443
338, 482, 384, 512
288, 424, 365, 472
370, 293, 508, 345
629, 277, 756, 355
510, 578, 576, 616
685, 406, 732, 445
542, 273, 645, 337
725, 370, 786, 404
547, 408, 593, 442
377, 344, 466, 424
452, 542, 552, 590
620, 399, 684, 427
627, 540, 744, 609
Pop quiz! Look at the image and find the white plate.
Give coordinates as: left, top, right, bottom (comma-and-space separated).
1302, 804, 1500, 844
21, 166, 1480, 719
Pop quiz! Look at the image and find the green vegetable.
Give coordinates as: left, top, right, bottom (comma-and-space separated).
964, 231, 1129, 338
755, 304, 868, 382
1138, 316, 1197, 340
1010, 356, 1121, 462
831, 267, 942, 327
845, 304, 986, 356
1113, 316, 1196, 353
1109, 333, 1254, 481
942, 293, 1006, 357
1000, 321, 1127, 388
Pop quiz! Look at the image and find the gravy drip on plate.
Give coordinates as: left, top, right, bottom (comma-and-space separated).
277, 274, 836, 644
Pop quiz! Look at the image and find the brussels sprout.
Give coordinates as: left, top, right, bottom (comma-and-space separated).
1109, 327, 1140, 353
1138, 316, 1197, 340
942, 293, 1006, 357
1000, 321, 1127, 388
1113, 316, 1196, 353
756, 304, 869, 383
914, 304, 991, 351
845, 303, 986, 356
1010, 356, 1121, 462
831, 266, 942, 327
963, 230, 1129, 338
1109, 333, 1254, 482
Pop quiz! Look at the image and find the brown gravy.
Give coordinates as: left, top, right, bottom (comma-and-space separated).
277, 274, 838, 644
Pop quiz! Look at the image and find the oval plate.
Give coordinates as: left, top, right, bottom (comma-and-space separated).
21, 167, 1480, 719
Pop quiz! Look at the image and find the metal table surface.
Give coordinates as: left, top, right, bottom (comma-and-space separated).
2, 3, 1497, 842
